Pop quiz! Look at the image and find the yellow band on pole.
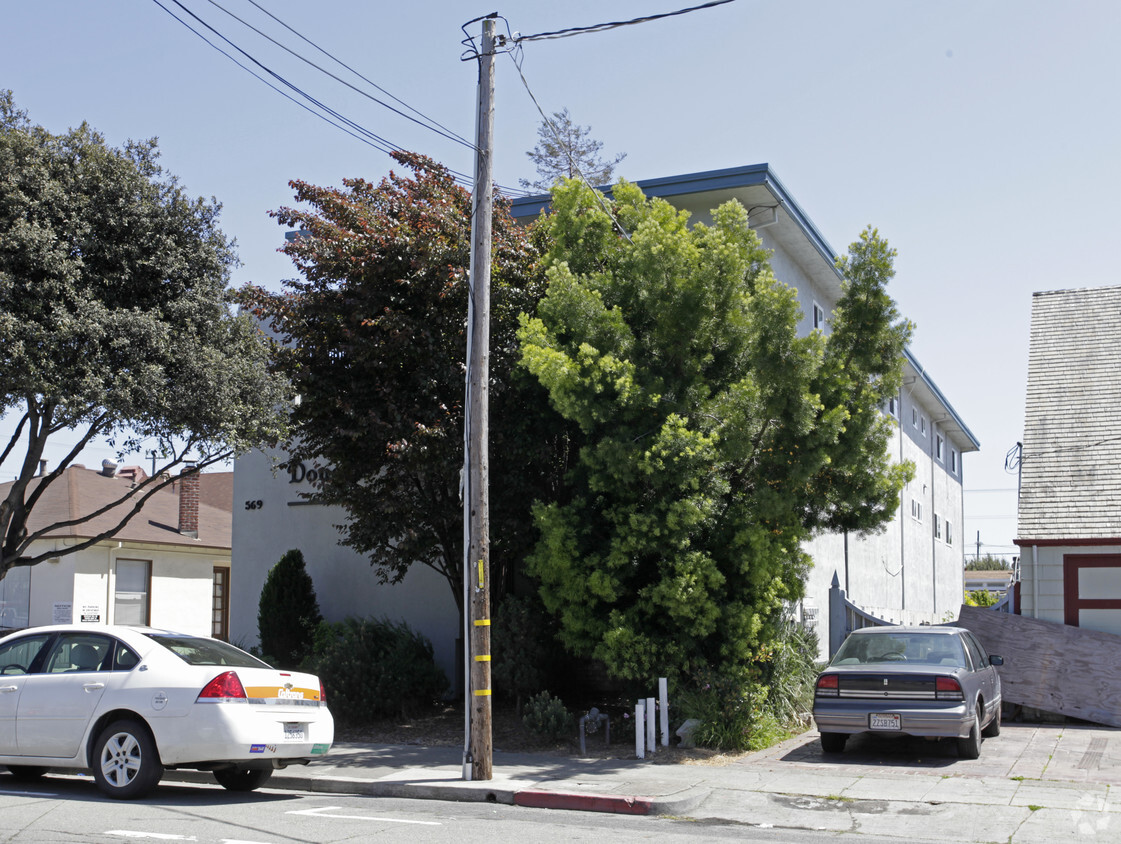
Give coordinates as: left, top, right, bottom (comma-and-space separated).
477, 559, 484, 589
474, 655, 491, 662
474, 619, 490, 626
473, 689, 492, 696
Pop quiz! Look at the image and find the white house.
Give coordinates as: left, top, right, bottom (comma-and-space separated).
0, 463, 232, 638
1016, 285, 1121, 635
231, 164, 977, 671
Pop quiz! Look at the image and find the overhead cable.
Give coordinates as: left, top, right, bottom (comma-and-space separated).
513, 0, 737, 43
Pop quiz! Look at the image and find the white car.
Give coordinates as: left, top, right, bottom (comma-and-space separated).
0, 625, 333, 798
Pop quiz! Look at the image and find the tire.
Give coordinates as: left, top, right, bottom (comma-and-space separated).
214, 766, 273, 792
91, 719, 164, 799
982, 702, 1001, 738
820, 732, 847, 754
957, 704, 983, 760
6, 765, 48, 781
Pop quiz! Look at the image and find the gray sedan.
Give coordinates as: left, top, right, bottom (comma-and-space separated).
812, 626, 1003, 759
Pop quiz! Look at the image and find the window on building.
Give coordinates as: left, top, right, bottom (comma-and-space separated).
921, 416, 927, 436
212, 567, 230, 641
813, 302, 826, 330
936, 435, 944, 462
911, 498, 923, 522
934, 513, 942, 540
950, 450, 958, 474
115, 559, 151, 626
912, 408, 918, 428
946, 520, 953, 545
887, 396, 898, 417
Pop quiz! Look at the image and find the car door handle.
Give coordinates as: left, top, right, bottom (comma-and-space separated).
83, 682, 106, 692
0, 685, 17, 693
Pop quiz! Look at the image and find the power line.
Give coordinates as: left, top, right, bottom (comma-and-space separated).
513, 0, 737, 43
206, 0, 476, 151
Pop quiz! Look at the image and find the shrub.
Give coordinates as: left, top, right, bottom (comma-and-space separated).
965, 589, 1000, 607
492, 593, 557, 714
257, 549, 322, 668
676, 620, 819, 752
522, 691, 571, 742
309, 617, 448, 725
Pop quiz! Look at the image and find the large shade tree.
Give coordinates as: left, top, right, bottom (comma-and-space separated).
518, 179, 913, 685
240, 152, 565, 612
0, 92, 290, 578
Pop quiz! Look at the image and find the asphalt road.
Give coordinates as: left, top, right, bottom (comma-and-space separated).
0, 774, 934, 844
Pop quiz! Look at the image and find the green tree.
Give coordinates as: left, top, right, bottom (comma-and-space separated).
258, 548, 323, 668
0, 92, 289, 578
240, 152, 567, 612
965, 554, 1011, 571
521, 107, 626, 192
517, 179, 912, 685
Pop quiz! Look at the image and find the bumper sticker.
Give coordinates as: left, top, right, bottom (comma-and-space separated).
250, 744, 266, 753
311, 743, 330, 755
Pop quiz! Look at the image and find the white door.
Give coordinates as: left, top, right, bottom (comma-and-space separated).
16, 634, 111, 758
0, 633, 52, 754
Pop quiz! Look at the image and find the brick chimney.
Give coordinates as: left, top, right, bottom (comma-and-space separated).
178, 463, 200, 539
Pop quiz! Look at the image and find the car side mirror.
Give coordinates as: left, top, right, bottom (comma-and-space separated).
989, 655, 1004, 666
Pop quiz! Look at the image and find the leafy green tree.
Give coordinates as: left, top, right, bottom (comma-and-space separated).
521, 107, 626, 192
965, 589, 1000, 607
517, 179, 912, 686
240, 152, 566, 612
0, 92, 289, 578
965, 554, 1011, 571
258, 549, 323, 668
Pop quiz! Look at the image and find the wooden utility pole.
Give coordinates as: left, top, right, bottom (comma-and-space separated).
464, 14, 495, 782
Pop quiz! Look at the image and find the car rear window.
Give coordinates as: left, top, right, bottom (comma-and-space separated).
145, 634, 271, 668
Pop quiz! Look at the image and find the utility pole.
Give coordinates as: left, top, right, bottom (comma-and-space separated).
463, 13, 495, 782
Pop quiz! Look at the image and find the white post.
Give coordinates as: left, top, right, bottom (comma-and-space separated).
646, 696, 656, 754
658, 678, 669, 747
635, 702, 645, 758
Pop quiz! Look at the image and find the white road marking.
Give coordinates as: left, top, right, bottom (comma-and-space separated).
104, 833, 198, 841
0, 789, 59, 797
287, 806, 441, 826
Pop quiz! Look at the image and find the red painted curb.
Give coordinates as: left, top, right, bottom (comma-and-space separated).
514, 789, 654, 815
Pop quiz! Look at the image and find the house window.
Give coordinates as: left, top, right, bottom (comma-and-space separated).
886, 397, 898, 418
934, 514, 942, 540
946, 520, 953, 545
921, 416, 926, 436
115, 559, 151, 626
213, 567, 230, 641
911, 498, 923, 522
813, 302, 826, 330
950, 450, 958, 474
912, 408, 918, 428
935, 435, 943, 461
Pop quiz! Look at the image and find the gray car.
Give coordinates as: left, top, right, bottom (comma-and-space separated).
812, 626, 1003, 759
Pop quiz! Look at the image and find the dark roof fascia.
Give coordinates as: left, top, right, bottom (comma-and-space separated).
905, 347, 980, 451
507, 163, 839, 273
1014, 538, 1121, 548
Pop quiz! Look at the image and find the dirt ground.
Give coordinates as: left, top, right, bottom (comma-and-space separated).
336, 704, 746, 766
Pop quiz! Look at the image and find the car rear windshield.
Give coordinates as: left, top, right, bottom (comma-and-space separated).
832, 633, 967, 667
145, 634, 271, 668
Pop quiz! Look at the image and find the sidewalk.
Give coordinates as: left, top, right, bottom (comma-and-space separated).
204, 721, 1121, 842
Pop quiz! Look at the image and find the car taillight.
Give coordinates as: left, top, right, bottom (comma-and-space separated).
816, 674, 839, 697
935, 676, 963, 701
197, 671, 248, 702
319, 681, 327, 704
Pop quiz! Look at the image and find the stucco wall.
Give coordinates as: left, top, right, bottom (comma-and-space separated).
232, 448, 460, 685
18, 541, 226, 635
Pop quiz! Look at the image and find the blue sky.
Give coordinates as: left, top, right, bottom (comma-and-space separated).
4, 0, 1120, 561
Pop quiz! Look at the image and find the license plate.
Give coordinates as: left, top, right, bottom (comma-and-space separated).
283, 723, 306, 741
870, 713, 900, 731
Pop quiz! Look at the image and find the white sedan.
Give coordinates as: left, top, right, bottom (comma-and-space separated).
0, 625, 333, 798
